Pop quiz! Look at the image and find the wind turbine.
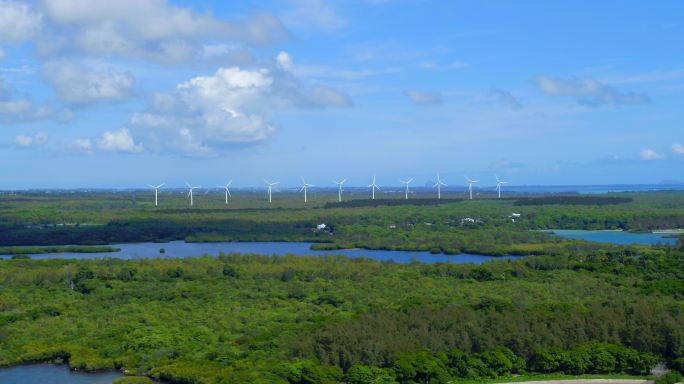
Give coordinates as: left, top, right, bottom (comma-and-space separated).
300, 177, 314, 203
495, 175, 508, 199
465, 176, 479, 200
368, 175, 380, 200
147, 183, 164, 207
217, 180, 233, 205
399, 178, 414, 200
433, 174, 446, 199
185, 182, 201, 206
333, 179, 347, 202
264, 179, 279, 203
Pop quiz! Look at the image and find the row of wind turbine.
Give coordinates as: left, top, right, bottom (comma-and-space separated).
148, 174, 509, 207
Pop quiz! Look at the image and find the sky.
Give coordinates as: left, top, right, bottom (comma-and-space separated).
0, 0, 683, 189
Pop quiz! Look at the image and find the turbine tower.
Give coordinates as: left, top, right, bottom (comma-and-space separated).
216, 180, 233, 205
300, 177, 314, 203
147, 183, 164, 207
465, 176, 479, 200
495, 175, 508, 199
368, 175, 380, 200
264, 179, 279, 204
399, 178, 414, 200
433, 174, 446, 199
333, 179, 347, 202
185, 182, 201, 206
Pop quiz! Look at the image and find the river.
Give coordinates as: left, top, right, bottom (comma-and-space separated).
12, 241, 519, 264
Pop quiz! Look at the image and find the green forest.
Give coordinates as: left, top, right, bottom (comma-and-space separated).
1, 191, 684, 256
1, 191, 684, 383
1, 240, 683, 383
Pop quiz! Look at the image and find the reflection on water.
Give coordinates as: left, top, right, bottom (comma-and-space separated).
0, 364, 122, 384
25, 241, 519, 264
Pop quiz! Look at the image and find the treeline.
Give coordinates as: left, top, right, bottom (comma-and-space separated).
290, 301, 681, 371
0, 219, 320, 246
514, 196, 633, 206
0, 245, 119, 255
324, 198, 463, 209
278, 343, 656, 384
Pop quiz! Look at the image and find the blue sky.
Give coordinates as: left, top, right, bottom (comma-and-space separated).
1, 0, 683, 189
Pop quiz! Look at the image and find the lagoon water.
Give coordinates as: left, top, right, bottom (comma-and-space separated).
22, 241, 519, 264
550, 230, 678, 245
0, 365, 122, 384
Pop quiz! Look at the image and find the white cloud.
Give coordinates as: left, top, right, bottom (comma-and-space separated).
277, 51, 293, 72
0, 99, 31, 114
282, 0, 345, 32
131, 52, 351, 156
0, 1, 42, 43
672, 143, 684, 155
42, 61, 135, 105
405, 90, 443, 105
309, 85, 352, 107
69, 138, 93, 153
15, 132, 47, 148
0, 76, 60, 122
639, 149, 664, 160
535, 75, 650, 107
419, 61, 468, 71
36, 0, 289, 63
95, 128, 143, 153
491, 88, 523, 110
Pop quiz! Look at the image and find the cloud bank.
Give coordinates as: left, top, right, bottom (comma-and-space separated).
129, 52, 351, 156
536, 76, 650, 107
404, 90, 443, 105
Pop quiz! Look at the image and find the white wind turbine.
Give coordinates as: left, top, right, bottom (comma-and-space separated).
264, 179, 279, 203
333, 179, 347, 202
217, 180, 233, 205
185, 182, 201, 206
368, 175, 380, 200
495, 175, 508, 199
147, 183, 164, 207
300, 177, 314, 203
399, 178, 414, 200
433, 174, 446, 200
465, 176, 479, 200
